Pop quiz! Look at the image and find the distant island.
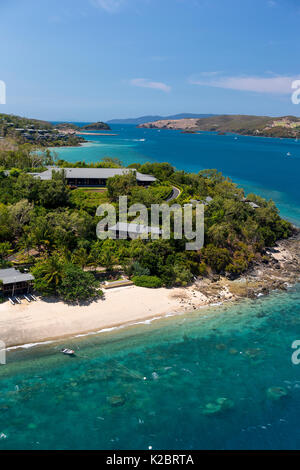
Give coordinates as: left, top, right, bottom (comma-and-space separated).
138, 114, 300, 139
80, 121, 111, 131
108, 113, 217, 125
56, 121, 111, 132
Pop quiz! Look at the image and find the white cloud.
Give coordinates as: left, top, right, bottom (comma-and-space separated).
190, 75, 300, 94
130, 78, 171, 93
91, 0, 125, 13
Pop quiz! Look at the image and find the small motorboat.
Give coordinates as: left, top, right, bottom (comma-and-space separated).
287, 152, 291, 156
61, 348, 75, 356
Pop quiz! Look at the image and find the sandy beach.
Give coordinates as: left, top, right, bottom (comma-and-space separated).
1, 235, 299, 348
76, 132, 118, 136
0, 285, 212, 348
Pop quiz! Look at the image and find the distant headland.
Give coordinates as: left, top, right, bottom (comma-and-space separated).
107, 113, 217, 125
138, 114, 300, 139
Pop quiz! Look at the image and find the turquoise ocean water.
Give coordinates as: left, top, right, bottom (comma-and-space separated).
1, 125, 300, 450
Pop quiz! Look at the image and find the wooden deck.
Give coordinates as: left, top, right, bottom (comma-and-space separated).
102, 279, 134, 289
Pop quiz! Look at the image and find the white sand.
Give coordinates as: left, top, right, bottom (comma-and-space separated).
0, 285, 209, 347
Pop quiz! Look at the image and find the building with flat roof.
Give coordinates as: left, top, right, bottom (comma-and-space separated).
30, 167, 156, 187
108, 222, 161, 239
0, 268, 34, 297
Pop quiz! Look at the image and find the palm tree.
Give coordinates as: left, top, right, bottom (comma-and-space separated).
43, 255, 64, 288
71, 248, 89, 269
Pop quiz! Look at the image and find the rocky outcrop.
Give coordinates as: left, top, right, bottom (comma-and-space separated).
138, 118, 199, 131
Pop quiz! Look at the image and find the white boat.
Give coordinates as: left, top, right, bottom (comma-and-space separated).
61, 348, 75, 356
287, 152, 291, 156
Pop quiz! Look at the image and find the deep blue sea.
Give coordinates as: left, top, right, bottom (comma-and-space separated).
1, 125, 300, 450
52, 124, 300, 224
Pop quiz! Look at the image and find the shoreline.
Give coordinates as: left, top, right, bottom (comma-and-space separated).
0, 285, 216, 349
4, 304, 215, 352
76, 132, 118, 136
1, 235, 299, 349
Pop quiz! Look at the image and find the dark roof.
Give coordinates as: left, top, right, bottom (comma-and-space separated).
0, 268, 34, 285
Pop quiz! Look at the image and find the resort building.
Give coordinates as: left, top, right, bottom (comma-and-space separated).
242, 197, 260, 209
31, 167, 157, 187
0, 268, 34, 297
108, 222, 161, 239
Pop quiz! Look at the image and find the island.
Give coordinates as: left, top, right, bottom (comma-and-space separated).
138, 114, 300, 139
0, 152, 299, 347
55, 121, 116, 136
80, 121, 111, 131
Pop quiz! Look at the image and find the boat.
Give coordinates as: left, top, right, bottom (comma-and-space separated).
287, 152, 291, 156
61, 348, 75, 356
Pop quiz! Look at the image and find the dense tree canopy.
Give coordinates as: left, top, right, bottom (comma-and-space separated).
0, 158, 293, 301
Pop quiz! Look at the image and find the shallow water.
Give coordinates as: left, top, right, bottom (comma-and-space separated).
1, 125, 299, 449
0, 287, 300, 450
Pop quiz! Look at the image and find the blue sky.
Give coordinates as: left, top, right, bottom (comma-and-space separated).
0, 0, 300, 121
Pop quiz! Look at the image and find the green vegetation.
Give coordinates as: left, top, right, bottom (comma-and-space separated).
80, 121, 111, 131
194, 114, 282, 134
0, 157, 293, 301
57, 156, 122, 168
130, 185, 172, 206
105, 167, 172, 205
0, 140, 55, 169
69, 188, 109, 214
32, 256, 102, 302
0, 113, 52, 132
0, 113, 84, 147
107, 172, 137, 202
132, 275, 163, 288
55, 123, 79, 130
